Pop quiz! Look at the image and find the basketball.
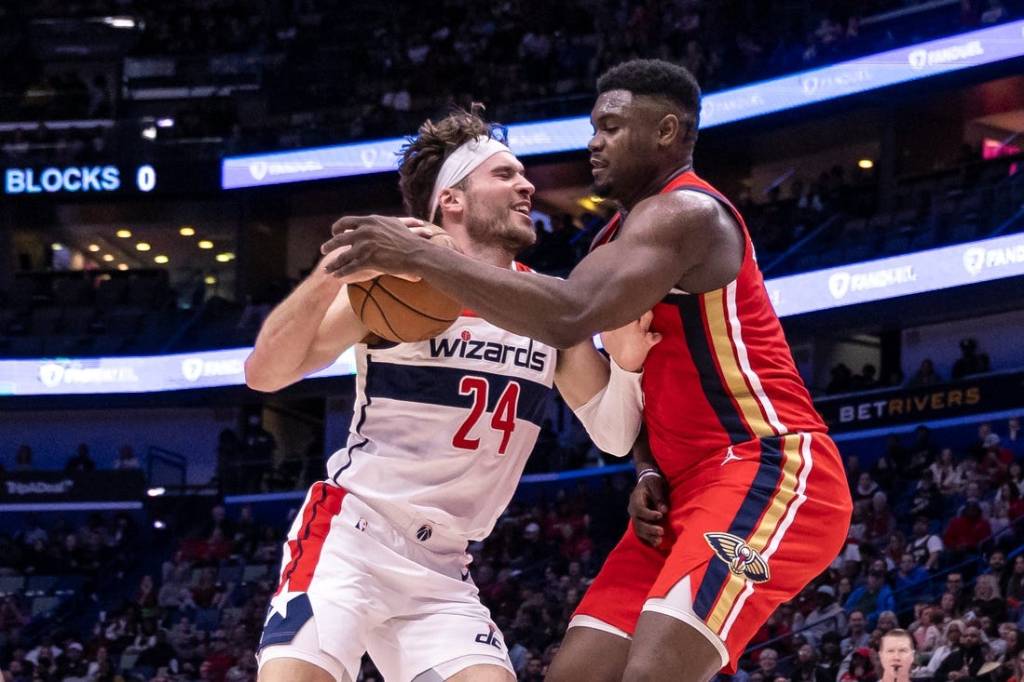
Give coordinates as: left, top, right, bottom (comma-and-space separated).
346, 227, 462, 342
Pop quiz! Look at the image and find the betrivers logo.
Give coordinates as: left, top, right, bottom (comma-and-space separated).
908, 39, 984, 70
962, 242, 1024, 276
827, 265, 917, 300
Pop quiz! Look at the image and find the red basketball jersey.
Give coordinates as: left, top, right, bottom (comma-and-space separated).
591, 170, 828, 481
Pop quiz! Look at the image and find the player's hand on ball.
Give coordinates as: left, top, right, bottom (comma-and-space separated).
629, 473, 669, 548
600, 310, 662, 373
321, 215, 449, 283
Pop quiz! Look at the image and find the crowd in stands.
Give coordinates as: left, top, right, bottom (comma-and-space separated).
825, 337, 999, 396
2, 0, 1022, 158
3, 414, 1024, 680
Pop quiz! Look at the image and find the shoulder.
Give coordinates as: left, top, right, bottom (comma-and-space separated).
623, 189, 740, 250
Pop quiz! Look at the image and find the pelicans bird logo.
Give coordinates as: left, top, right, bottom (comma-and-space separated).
704, 532, 770, 583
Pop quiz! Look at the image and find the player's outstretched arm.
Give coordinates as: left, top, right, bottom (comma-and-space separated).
244, 255, 369, 393
320, 191, 732, 349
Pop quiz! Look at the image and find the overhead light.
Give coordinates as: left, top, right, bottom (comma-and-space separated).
156, 117, 175, 128
135, 242, 151, 252
117, 263, 129, 271
198, 240, 214, 250
588, 195, 605, 203
146, 486, 166, 497
102, 254, 115, 262
87, 244, 100, 252
116, 229, 132, 238
858, 159, 875, 169
153, 520, 166, 530
179, 226, 195, 237
103, 17, 137, 29
154, 255, 169, 264
141, 125, 157, 140
215, 252, 235, 263
51, 243, 63, 251
204, 275, 217, 285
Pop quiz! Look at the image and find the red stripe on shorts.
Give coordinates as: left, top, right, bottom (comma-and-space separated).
276, 482, 346, 594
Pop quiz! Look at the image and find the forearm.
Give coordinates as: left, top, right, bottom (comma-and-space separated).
409, 243, 590, 347
245, 272, 343, 390
632, 424, 658, 475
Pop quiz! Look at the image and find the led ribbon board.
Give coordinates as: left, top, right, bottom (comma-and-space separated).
222, 20, 1024, 189
2, 232, 1022, 396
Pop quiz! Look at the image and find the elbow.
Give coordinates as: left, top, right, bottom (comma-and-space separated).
549, 307, 601, 349
244, 355, 286, 393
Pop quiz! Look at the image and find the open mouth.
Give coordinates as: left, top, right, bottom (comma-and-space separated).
511, 203, 531, 216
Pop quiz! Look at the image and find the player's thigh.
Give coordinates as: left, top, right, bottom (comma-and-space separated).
623, 611, 723, 682
442, 663, 516, 681
259, 656, 347, 682
545, 623, 631, 682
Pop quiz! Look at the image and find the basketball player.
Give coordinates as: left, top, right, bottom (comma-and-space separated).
245, 107, 659, 682
320, 59, 853, 682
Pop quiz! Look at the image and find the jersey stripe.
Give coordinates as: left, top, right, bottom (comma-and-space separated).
707, 435, 805, 634
677, 295, 750, 444
724, 282, 787, 434
692, 437, 783, 619
364, 361, 550, 427
704, 288, 775, 438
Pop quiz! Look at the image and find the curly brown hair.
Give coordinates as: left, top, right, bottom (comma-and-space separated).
397, 103, 497, 222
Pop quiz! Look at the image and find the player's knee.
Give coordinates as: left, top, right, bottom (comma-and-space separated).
443, 663, 515, 681
258, 656, 341, 682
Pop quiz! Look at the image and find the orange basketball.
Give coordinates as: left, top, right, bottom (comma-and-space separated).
346, 227, 462, 342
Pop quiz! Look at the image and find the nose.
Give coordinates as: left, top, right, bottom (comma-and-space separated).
587, 133, 602, 153
516, 174, 535, 197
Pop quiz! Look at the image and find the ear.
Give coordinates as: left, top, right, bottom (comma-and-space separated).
438, 187, 464, 217
657, 113, 682, 148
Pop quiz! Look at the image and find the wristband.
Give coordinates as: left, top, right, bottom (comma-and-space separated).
636, 469, 663, 483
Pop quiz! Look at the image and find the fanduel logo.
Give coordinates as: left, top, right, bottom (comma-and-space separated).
908, 40, 984, 70
430, 335, 548, 372
181, 357, 245, 382
828, 266, 916, 300
962, 243, 1024, 276
37, 362, 138, 387
247, 160, 324, 179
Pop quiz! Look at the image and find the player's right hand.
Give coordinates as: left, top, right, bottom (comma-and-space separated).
629, 473, 669, 548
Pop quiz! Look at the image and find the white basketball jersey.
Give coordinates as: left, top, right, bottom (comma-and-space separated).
326, 310, 557, 543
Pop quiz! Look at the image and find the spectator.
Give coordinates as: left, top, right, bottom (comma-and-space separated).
854, 472, 881, 503
944, 503, 992, 555
930, 449, 964, 496
968, 574, 1007, 623
925, 620, 965, 677
1007, 417, 1023, 457
952, 338, 991, 380
908, 517, 944, 570
842, 611, 872, 655
793, 584, 847, 645
13, 444, 32, 472
65, 443, 96, 472
908, 359, 943, 387
935, 625, 987, 682
114, 445, 141, 470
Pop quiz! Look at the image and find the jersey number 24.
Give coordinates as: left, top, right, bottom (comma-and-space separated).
452, 376, 520, 455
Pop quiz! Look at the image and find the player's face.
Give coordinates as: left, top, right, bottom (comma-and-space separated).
879, 636, 914, 676
588, 89, 659, 201
462, 151, 536, 251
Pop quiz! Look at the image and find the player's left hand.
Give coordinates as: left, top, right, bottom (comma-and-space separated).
320, 215, 432, 283
600, 310, 662, 373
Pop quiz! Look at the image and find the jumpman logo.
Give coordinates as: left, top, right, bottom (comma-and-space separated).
721, 446, 742, 466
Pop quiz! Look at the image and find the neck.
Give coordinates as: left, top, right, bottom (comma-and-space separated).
621, 159, 693, 211
444, 221, 516, 269
883, 671, 910, 682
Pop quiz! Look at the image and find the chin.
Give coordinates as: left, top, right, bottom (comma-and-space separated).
590, 180, 614, 199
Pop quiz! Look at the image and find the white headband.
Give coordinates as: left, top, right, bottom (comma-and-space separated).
428, 135, 510, 222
